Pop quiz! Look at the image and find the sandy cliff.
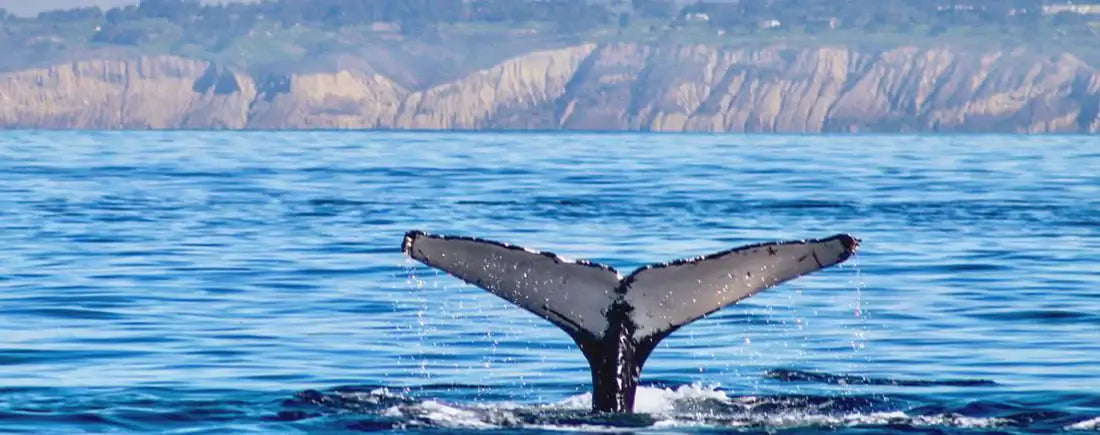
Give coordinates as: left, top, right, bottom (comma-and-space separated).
0, 56, 255, 129
1, 44, 1098, 132
247, 70, 406, 129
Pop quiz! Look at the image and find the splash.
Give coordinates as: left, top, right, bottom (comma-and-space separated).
846, 255, 869, 353
1068, 416, 1100, 431
283, 383, 1016, 431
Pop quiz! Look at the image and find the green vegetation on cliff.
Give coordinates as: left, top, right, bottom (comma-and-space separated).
1, 1, 1099, 132
2, 0, 1100, 83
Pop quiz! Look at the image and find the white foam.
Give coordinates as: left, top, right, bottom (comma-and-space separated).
645, 411, 1009, 430
533, 383, 1012, 430
384, 400, 495, 429
330, 385, 1014, 431
417, 400, 495, 429
543, 383, 732, 414
1068, 417, 1100, 431
906, 413, 1009, 428
548, 391, 591, 410
525, 424, 649, 433
634, 383, 731, 414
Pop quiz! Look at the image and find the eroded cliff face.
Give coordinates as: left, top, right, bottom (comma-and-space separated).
395, 44, 597, 129
0, 56, 255, 129
557, 44, 1100, 133
247, 70, 406, 129
1, 44, 1098, 132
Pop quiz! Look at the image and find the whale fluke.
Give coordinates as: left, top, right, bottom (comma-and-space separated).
402, 231, 623, 338
402, 230, 859, 413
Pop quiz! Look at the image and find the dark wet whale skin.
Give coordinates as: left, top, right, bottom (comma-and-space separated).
576, 235, 858, 413
404, 230, 859, 413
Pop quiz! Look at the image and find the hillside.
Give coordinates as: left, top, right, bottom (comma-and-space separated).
1, 0, 1099, 132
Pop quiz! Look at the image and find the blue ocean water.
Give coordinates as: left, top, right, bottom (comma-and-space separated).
0, 131, 1097, 434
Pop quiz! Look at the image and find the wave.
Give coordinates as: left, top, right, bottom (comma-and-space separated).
279, 383, 1019, 431
764, 369, 997, 387
1068, 416, 1100, 431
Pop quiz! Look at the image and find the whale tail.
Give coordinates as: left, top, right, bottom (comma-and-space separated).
401, 230, 859, 412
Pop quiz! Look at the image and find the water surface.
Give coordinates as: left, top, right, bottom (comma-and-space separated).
0, 132, 1097, 433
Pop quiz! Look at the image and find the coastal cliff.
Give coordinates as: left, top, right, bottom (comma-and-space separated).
0, 56, 255, 129
2, 44, 1098, 132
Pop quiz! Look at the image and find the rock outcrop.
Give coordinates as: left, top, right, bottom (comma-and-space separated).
0, 56, 255, 129
247, 70, 406, 129
1, 44, 1098, 132
395, 44, 597, 129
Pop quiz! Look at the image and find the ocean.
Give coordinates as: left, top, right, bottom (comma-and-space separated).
0, 131, 1097, 433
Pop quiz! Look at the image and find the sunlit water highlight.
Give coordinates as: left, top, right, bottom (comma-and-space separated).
0, 132, 1097, 433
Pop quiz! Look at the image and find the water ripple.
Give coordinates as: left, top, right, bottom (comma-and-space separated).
0, 132, 1096, 433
